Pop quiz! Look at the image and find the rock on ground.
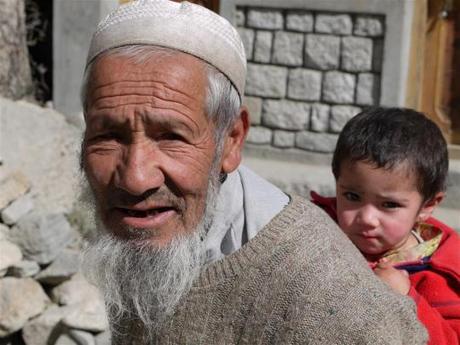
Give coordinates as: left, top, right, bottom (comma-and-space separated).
9, 212, 77, 264
0, 97, 81, 214
0, 277, 50, 337
0, 240, 22, 272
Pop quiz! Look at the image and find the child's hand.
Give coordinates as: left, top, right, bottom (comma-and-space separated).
373, 261, 411, 295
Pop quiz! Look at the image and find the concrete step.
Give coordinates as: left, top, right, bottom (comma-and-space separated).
433, 207, 460, 232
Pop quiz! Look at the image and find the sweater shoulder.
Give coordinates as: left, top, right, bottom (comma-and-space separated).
194, 196, 428, 344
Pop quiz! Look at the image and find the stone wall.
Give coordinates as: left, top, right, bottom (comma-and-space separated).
237, 7, 384, 154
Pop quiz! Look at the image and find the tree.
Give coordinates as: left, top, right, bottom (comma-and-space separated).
0, 0, 33, 100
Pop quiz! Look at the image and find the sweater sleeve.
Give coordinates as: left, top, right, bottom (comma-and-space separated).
409, 286, 460, 345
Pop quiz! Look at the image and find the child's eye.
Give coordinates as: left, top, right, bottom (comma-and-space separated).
382, 201, 401, 209
344, 192, 360, 202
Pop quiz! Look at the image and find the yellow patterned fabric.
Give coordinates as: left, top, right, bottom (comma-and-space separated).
381, 223, 442, 265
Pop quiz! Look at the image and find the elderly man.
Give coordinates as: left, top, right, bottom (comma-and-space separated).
79, 0, 427, 344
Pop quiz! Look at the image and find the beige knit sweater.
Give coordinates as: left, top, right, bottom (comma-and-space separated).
123, 196, 428, 344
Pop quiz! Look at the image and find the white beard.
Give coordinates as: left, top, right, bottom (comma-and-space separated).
79, 168, 220, 343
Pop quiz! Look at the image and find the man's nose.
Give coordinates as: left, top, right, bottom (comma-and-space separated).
114, 142, 164, 196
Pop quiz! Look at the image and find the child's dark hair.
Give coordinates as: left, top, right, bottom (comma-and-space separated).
332, 107, 448, 202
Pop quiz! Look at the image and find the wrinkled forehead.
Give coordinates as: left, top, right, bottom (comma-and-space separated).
86, 50, 208, 103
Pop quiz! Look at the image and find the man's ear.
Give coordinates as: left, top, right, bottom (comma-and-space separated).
220, 106, 250, 174
418, 192, 445, 222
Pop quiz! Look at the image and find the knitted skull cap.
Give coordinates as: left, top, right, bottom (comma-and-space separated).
86, 0, 247, 100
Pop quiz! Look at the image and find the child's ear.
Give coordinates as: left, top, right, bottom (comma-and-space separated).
418, 192, 445, 222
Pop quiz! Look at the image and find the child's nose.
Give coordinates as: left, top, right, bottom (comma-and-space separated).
357, 206, 379, 227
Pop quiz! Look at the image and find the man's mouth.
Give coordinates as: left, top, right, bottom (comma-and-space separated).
107, 205, 180, 236
109, 206, 178, 231
119, 207, 175, 218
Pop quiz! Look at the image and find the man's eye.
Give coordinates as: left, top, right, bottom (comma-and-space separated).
382, 201, 401, 209
344, 192, 360, 202
96, 132, 120, 140
158, 133, 184, 142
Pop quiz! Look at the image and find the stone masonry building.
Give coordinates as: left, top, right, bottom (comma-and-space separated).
237, 7, 383, 153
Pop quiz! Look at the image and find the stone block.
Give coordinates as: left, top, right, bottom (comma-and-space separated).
0, 166, 11, 182
254, 31, 272, 63
10, 212, 77, 264
288, 68, 322, 101
310, 103, 330, 132
235, 9, 245, 26
322, 71, 355, 104
305, 34, 340, 70
263, 100, 310, 130
62, 304, 109, 333
0, 240, 23, 272
330, 105, 361, 133
55, 333, 76, 345
354, 16, 384, 37
36, 248, 80, 285
0, 277, 50, 337
315, 14, 352, 35
237, 28, 254, 60
286, 11, 314, 32
356, 73, 380, 105
52, 274, 109, 333
373, 39, 384, 72
69, 330, 96, 345
246, 126, 272, 144
0, 171, 29, 210
243, 96, 263, 125
22, 304, 73, 345
0, 223, 9, 240
1, 98, 81, 214
272, 32, 304, 66
8, 260, 40, 278
51, 273, 103, 307
246, 63, 288, 98
1, 193, 34, 225
341, 36, 373, 72
55, 329, 96, 345
273, 130, 295, 148
247, 9, 283, 29
295, 131, 338, 153
95, 331, 111, 345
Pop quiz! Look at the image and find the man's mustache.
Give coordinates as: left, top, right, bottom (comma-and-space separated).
106, 186, 186, 211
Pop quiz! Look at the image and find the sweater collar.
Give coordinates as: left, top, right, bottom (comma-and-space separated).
203, 165, 289, 264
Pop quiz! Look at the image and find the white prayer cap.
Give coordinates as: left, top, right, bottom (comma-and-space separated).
86, 0, 247, 100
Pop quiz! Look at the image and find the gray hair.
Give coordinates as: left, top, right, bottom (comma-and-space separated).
81, 45, 241, 143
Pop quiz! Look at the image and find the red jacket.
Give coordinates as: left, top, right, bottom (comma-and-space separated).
311, 192, 460, 345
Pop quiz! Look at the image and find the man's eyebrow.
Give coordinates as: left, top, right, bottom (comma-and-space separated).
85, 113, 129, 133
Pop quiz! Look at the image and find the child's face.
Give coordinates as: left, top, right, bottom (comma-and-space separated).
336, 160, 432, 259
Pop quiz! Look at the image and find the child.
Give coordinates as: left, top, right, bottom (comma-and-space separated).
311, 107, 460, 345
